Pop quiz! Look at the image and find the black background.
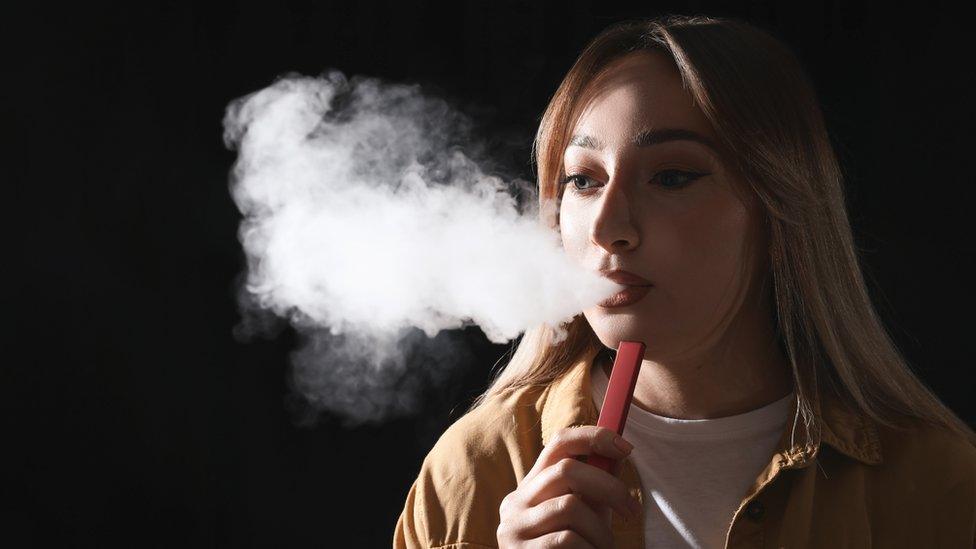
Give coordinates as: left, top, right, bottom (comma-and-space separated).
8, 1, 975, 547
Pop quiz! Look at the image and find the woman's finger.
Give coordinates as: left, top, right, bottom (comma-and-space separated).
525, 426, 632, 480
520, 494, 614, 549
521, 456, 640, 521
524, 530, 596, 549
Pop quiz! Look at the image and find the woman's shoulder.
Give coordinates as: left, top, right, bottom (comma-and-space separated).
422, 383, 550, 480
395, 384, 551, 548
873, 417, 976, 492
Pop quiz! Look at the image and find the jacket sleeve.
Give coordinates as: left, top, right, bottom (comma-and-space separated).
933, 471, 976, 548
392, 406, 528, 548
927, 432, 976, 548
392, 386, 545, 548
392, 442, 507, 549
393, 477, 427, 549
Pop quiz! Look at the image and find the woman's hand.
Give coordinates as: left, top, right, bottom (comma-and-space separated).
496, 426, 640, 548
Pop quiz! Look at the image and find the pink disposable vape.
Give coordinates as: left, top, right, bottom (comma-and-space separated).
587, 340, 646, 474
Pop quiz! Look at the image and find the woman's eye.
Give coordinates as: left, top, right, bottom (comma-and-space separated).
560, 170, 708, 192
561, 174, 600, 191
653, 169, 707, 189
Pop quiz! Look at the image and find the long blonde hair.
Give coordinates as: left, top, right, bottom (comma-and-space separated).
471, 15, 975, 447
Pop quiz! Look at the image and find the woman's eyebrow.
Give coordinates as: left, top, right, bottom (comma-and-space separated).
568, 128, 719, 154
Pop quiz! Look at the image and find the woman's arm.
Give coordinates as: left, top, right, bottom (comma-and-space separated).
393, 478, 429, 549
392, 405, 529, 549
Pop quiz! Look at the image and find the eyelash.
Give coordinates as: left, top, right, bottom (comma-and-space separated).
559, 169, 708, 192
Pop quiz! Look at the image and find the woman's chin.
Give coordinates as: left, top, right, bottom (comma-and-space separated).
585, 317, 655, 349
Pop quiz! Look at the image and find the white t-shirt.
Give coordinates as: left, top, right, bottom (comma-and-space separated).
590, 363, 795, 549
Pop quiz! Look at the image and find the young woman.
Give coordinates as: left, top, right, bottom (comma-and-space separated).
395, 15, 976, 549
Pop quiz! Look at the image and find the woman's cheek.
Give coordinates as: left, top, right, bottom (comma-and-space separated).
558, 208, 588, 259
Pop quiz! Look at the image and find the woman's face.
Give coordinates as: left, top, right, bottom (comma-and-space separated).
560, 50, 767, 361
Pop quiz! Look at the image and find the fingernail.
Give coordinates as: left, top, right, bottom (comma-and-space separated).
613, 436, 634, 453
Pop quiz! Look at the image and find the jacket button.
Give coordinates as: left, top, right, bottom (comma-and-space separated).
746, 500, 765, 521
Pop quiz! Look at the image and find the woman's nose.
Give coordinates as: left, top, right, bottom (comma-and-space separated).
589, 177, 640, 252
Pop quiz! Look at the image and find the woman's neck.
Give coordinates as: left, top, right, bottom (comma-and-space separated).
601, 305, 793, 420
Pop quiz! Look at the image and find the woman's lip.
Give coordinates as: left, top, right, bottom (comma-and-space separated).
601, 269, 653, 286
598, 285, 653, 308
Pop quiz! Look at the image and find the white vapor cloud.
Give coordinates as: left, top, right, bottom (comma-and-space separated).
223, 70, 619, 424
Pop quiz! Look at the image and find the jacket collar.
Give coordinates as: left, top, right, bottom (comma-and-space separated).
540, 346, 883, 466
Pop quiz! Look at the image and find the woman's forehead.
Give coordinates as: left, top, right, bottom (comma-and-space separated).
570, 51, 715, 145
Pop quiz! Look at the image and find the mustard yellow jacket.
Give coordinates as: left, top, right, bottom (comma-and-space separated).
394, 348, 976, 548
